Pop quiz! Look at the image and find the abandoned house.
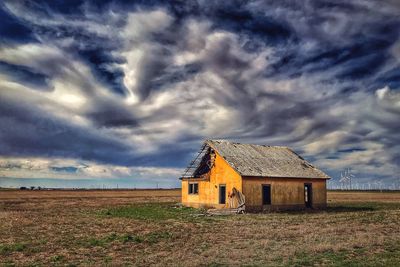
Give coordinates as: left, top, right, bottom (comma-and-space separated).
180, 140, 330, 211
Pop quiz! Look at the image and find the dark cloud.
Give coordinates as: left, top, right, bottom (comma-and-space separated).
50, 166, 78, 173
0, 0, 400, 186
77, 48, 128, 95
0, 4, 36, 43
374, 66, 400, 90
0, 61, 51, 90
0, 97, 191, 167
208, 3, 295, 44
84, 97, 139, 128
0, 96, 131, 164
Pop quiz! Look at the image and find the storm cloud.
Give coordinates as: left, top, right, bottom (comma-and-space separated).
0, 0, 399, 187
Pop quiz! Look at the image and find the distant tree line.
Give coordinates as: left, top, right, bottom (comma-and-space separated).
19, 186, 43, 190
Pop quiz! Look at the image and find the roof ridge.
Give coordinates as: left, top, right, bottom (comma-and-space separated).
206, 139, 289, 149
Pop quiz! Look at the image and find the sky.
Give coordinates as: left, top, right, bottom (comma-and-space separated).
0, 0, 399, 189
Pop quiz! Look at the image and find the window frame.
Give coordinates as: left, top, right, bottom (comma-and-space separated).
188, 182, 199, 195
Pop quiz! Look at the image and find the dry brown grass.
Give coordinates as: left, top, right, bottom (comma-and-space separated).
0, 189, 180, 200
0, 189, 399, 266
328, 190, 400, 202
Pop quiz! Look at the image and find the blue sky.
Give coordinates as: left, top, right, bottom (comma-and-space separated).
0, 0, 399, 188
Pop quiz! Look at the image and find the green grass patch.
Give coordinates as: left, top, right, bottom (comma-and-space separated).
120, 234, 143, 244
81, 231, 173, 248
0, 243, 27, 255
327, 202, 400, 212
145, 231, 173, 244
100, 203, 203, 221
287, 241, 400, 267
83, 233, 121, 247
205, 262, 229, 267
3, 261, 16, 267
51, 255, 65, 263
26, 262, 43, 267
50, 259, 77, 267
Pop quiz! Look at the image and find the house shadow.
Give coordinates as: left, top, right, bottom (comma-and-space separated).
268, 205, 376, 215
324, 205, 375, 213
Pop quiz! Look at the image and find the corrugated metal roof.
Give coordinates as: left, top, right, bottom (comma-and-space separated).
206, 140, 330, 179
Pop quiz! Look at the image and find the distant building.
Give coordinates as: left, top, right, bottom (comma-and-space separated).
180, 140, 330, 211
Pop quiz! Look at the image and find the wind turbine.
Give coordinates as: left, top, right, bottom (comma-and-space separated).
339, 172, 349, 190
339, 168, 355, 190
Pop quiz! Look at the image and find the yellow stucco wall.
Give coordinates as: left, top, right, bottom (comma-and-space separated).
181, 152, 242, 208
242, 177, 327, 210
182, 153, 328, 210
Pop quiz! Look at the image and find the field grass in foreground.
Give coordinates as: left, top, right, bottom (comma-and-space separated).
0, 190, 399, 266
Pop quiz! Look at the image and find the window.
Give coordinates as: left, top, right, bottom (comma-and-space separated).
188, 183, 199, 194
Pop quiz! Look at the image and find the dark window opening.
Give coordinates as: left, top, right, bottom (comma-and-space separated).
262, 185, 271, 205
304, 183, 312, 208
219, 184, 226, 204
188, 183, 199, 194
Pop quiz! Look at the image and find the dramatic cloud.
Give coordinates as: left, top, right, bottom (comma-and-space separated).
0, 0, 399, 187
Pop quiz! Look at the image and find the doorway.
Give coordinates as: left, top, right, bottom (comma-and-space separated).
262, 184, 271, 205
219, 184, 226, 204
304, 183, 312, 208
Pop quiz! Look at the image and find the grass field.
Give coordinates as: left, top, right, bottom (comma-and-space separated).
0, 190, 399, 266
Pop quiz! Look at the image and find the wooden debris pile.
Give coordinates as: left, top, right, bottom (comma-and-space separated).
207, 187, 246, 215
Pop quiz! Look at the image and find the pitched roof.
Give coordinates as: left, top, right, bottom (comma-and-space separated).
206, 140, 330, 179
